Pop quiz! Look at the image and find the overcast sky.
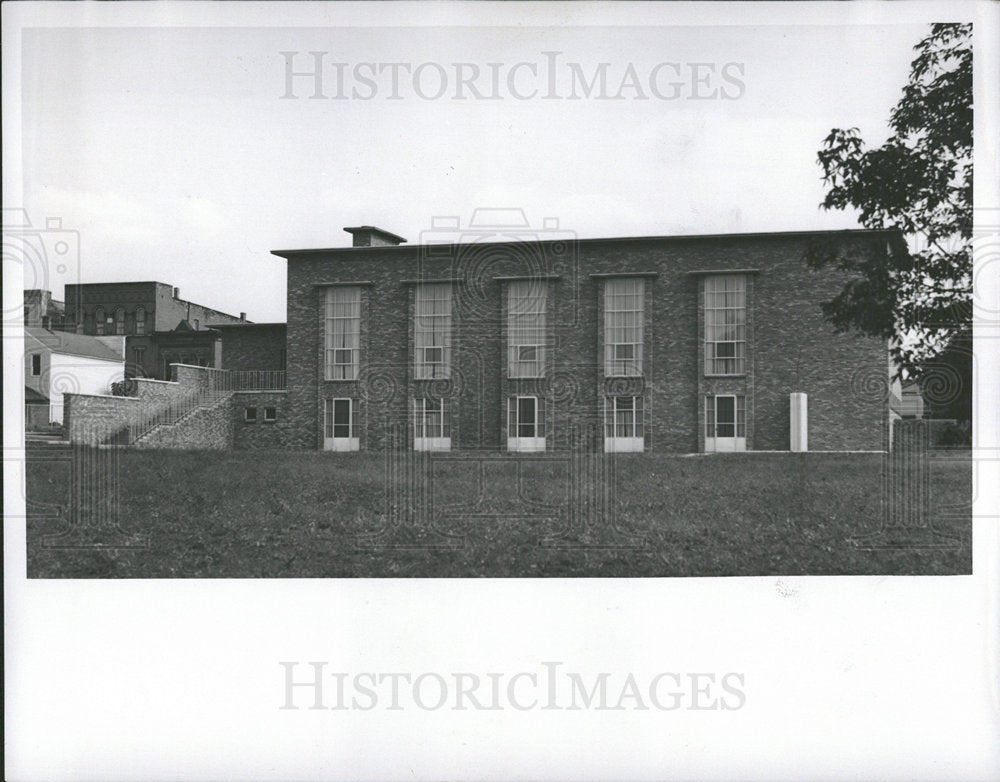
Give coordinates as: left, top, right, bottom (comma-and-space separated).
20, 20, 928, 323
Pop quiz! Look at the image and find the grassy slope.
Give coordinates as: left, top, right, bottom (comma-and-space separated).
25, 448, 971, 578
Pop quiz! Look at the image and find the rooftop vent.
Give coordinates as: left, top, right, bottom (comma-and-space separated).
343, 225, 407, 247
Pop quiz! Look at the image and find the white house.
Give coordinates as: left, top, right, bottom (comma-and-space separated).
24, 328, 125, 425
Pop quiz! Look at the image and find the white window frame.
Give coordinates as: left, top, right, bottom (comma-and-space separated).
114, 307, 126, 335
263, 407, 277, 423
244, 406, 258, 423
95, 307, 106, 336
325, 287, 361, 381
507, 395, 545, 452
413, 398, 451, 451
604, 277, 644, 377
507, 281, 546, 378
604, 396, 644, 452
135, 306, 146, 335
324, 397, 359, 451
414, 283, 452, 380
704, 394, 746, 452
704, 275, 746, 376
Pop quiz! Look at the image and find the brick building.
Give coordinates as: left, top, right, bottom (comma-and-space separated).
271, 221, 897, 454
63, 282, 246, 378
209, 323, 287, 372
23, 289, 66, 330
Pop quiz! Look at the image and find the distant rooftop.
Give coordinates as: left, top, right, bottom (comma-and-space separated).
25, 327, 124, 363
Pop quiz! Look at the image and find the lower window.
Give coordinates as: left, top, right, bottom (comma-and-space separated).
324, 398, 359, 451
604, 396, 644, 452
413, 398, 451, 451
705, 395, 746, 452
507, 395, 545, 452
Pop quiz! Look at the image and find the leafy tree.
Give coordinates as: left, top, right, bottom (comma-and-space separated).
810, 22, 972, 379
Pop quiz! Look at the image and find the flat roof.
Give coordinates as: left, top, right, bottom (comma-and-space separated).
273, 227, 901, 258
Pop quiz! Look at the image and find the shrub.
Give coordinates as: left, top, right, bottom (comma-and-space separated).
111, 379, 138, 397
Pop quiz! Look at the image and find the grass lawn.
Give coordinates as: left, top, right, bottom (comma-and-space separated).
24, 446, 971, 578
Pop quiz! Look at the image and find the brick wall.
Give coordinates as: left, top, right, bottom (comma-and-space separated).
64, 393, 145, 444
218, 325, 286, 371
134, 377, 188, 404
282, 230, 889, 454
66, 366, 236, 446
232, 391, 288, 449
135, 396, 234, 450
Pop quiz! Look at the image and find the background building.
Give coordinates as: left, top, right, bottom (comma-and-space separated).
62, 282, 246, 378
273, 224, 897, 454
210, 322, 287, 372
23, 289, 66, 330
24, 328, 125, 425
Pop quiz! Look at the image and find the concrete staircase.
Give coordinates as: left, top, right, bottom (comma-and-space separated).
132, 392, 235, 449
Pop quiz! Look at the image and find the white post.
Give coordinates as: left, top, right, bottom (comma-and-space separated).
790, 392, 808, 452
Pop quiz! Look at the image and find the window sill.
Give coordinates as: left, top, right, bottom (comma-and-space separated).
703, 374, 747, 379
704, 437, 747, 452
414, 437, 451, 452
604, 437, 644, 453
324, 437, 360, 452
507, 437, 546, 453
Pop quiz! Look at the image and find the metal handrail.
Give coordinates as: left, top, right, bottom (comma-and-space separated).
103, 368, 285, 445
220, 370, 286, 391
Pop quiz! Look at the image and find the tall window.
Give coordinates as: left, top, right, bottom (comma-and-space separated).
414, 283, 452, 379
413, 398, 451, 450
95, 306, 106, 335
134, 306, 147, 335
132, 347, 145, 374
325, 287, 361, 380
605, 278, 644, 376
705, 395, 746, 452
114, 307, 126, 335
31, 354, 42, 376
507, 280, 546, 378
605, 396, 642, 438
705, 275, 746, 375
324, 398, 359, 451
507, 395, 545, 452
604, 396, 644, 452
